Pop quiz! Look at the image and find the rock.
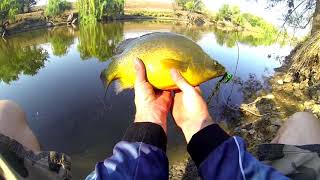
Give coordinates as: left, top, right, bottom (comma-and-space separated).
248, 129, 255, 135
312, 104, 320, 114
293, 83, 300, 90
304, 100, 316, 110
241, 128, 248, 133
299, 80, 309, 90
283, 84, 294, 91
266, 125, 278, 134
293, 90, 302, 97
277, 79, 284, 85
304, 100, 315, 107
271, 119, 283, 126
234, 127, 241, 133
283, 74, 293, 83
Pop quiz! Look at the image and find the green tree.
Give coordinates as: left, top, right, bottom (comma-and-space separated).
267, 0, 319, 34
175, 0, 188, 9
185, 0, 203, 12
78, 0, 124, 23
0, 0, 21, 25
45, 0, 69, 17
216, 4, 241, 22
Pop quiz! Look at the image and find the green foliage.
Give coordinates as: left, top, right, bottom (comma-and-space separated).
215, 4, 278, 36
175, 0, 188, 9
77, 23, 124, 61
78, 0, 124, 23
0, 40, 49, 84
45, 0, 69, 17
175, 0, 203, 12
216, 4, 242, 25
0, 0, 21, 24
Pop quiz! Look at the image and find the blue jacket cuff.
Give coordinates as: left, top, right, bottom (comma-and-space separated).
187, 124, 230, 167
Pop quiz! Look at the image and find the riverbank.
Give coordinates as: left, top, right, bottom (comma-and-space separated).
169, 34, 318, 179
3, 6, 240, 38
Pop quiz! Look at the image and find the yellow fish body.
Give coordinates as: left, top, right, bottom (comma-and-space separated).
102, 32, 225, 92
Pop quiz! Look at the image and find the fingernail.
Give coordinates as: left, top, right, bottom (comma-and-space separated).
134, 58, 140, 70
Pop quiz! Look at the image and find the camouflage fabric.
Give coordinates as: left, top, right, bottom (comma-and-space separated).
257, 143, 320, 180
0, 133, 71, 180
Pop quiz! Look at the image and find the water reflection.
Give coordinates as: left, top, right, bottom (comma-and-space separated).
0, 41, 49, 84
171, 25, 209, 41
78, 23, 124, 61
48, 27, 75, 56
212, 28, 278, 47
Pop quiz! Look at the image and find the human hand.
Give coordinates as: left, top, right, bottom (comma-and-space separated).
171, 69, 214, 143
134, 58, 172, 133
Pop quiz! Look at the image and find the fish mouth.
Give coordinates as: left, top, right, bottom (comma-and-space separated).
100, 69, 106, 81
215, 66, 226, 78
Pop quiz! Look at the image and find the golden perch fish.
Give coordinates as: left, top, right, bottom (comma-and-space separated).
101, 32, 225, 92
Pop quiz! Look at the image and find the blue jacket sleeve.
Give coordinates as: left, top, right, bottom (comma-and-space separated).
86, 122, 168, 180
187, 124, 290, 180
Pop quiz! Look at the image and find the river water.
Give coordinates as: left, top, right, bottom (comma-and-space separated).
0, 20, 292, 178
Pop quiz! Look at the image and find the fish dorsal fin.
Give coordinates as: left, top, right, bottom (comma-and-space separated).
161, 58, 188, 71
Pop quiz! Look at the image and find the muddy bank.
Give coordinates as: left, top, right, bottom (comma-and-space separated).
3, 10, 78, 37
3, 9, 224, 38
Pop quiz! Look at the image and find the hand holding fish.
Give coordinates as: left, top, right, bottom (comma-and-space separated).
170, 69, 215, 143
134, 58, 172, 133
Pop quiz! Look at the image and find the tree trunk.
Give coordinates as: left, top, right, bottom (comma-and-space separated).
311, 0, 320, 34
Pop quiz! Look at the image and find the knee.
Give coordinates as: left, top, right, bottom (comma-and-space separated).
0, 100, 24, 115
290, 112, 318, 123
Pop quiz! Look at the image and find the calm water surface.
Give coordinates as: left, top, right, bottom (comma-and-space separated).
0, 20, 292, 179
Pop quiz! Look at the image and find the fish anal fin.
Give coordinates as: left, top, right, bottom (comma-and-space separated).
161, 58, 188, 71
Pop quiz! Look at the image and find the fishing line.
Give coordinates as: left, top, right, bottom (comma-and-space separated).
207, 31, 240, 106
226, 32, 240, 104
206, 72, 232, 104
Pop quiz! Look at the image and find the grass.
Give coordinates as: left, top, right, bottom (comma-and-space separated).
125, 9, 174, 18
125, 0, 173, 11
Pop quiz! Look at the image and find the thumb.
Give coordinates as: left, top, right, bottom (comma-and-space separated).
170, 69, 192, 92
134, 58, 147, 86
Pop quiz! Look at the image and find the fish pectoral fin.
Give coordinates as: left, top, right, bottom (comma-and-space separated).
161, 58, 188, 71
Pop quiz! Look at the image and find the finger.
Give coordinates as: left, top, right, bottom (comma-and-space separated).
134, 58, 147, 85
170, 69, 192, 92
194, 86, 201, 94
